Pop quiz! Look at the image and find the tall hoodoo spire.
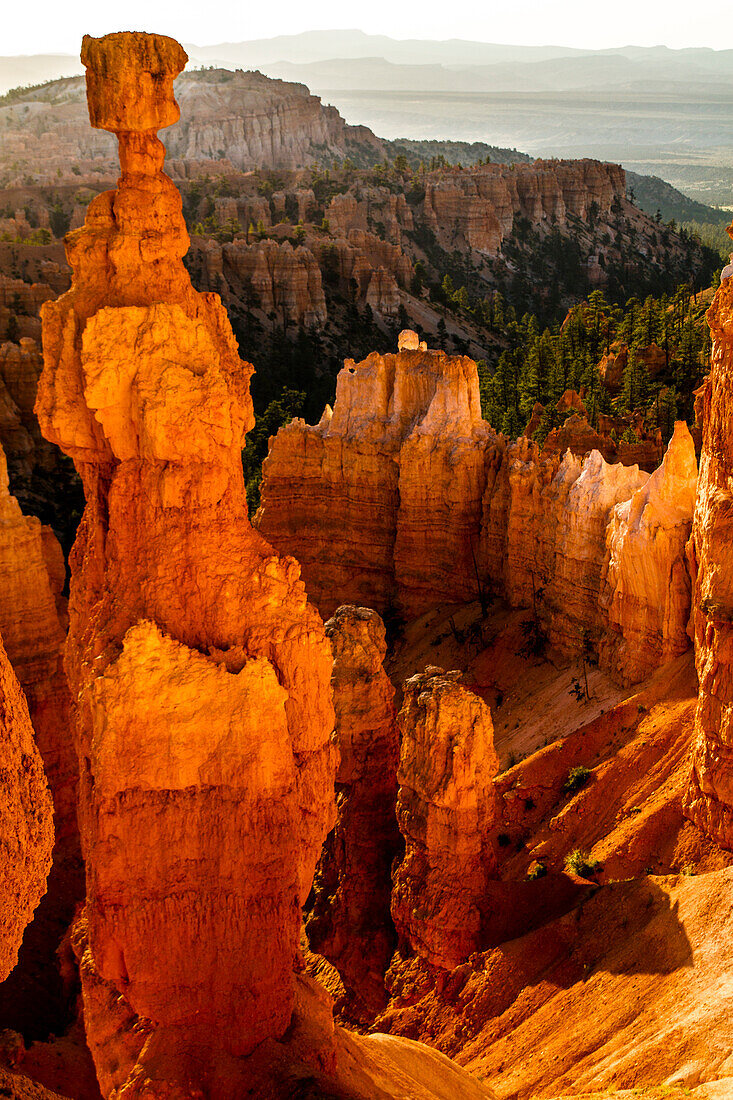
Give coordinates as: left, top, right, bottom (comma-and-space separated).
38, 31, 337, 1092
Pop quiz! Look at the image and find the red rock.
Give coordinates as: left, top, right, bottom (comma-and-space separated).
597, 341, 628, 393
392, 668, 499, 970
556, 388, 587, 417
37, 31, 337, 1089
541, 412, 608, 459
256, 336, 500, 618
307, 605, 401, 1017
481, 443, 648, 656
259, 341, 693, 684
188, 236, 327, 325
0, 441, 78, 1040
684, 278, 733, 849
327, 190, 414, 245
636, 341, 668, 378
422, 160, 625, 256
599, 422, 698, 684
366, 267, 401, 316
381, 868, 733, 1099
0, 621, 53, 983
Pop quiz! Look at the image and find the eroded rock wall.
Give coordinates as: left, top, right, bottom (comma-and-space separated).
306, 605, 401, 1016
423, 160, 624, 255
0, 69, 387, 186
684, 277, 733, 849
0, 624, 53, 982
599, 422, 698, 685
188, 236, 327, 325
0, 440, 79, 1037
258, 337, 696, 685
392, 668, 498, 970
256, 339, 501, 618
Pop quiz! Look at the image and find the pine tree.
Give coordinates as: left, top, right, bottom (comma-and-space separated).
619, 349, 650, 412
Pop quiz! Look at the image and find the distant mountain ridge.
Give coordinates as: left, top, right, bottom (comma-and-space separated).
3, 34, 733, 206
6, 32, 733, 97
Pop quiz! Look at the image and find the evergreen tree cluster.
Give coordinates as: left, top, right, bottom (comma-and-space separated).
476, 285, 711, 445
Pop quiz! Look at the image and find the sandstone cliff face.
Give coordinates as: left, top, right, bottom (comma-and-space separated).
168, 69, 385, 171
482, 442, 649, 653
307, 605, 401, 1017
684, 279, 733, 850
37, 31, 337, 1091
0, 440, 74, 848
0, 338, 63, 498
0, 440, 77, 1040
327, 189, 414, 245
422, 160, 624, 255
189, 236, 327, 325
0, 622, 53, 982
392, 668, 498, 970
0, 69, 386, 186
256, 337, 500, 618
258, 336, 694, 685
599, 422, 698, 685
187, 225, 412, 326
0, 277, 57, 342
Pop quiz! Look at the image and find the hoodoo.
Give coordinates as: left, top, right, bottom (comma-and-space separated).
307, 605, 401, 1017
258, 336, 698, 686
37, 30, 337, 1090
256, 335, 498, 618
392, 668, 499, 970
0, 440, 78, 1037
684, 267, 733, 849
35, 32, 500, 1100
0, 623, 53, 982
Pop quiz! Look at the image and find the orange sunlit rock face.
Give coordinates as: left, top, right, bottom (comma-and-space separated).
684, 274, 733, 849
256, 340, 499, 618
258, 342, 697, 687
307, 605, 401, 1017
599, 421, 698, 685
0, 440, 80, 1036
37, 30, 336, 1090
392, 668, 499, 970
0, 624, 53, 982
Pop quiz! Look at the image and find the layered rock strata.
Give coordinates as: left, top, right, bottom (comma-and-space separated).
307, 605, 401, 1016
414, 159, 623, 255
258, 337, 697, 684
0, 435, 72, 829
187, 226, 412, 326
599, 422, 698, 685
481, 442, 649, 653
256, 338, 499, 618
684, 276, 733, 849
0, 68, 387, 186
0, 441, 79, 1037
320, 161, 624, 258
37, 30, 337, 1087
0, 625, 53, 981
188, 237, 327, 326
392, 668, 499, 970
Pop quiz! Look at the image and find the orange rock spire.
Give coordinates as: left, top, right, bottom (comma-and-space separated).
684, 273, 733, 849
37, 30, 337, 1089
0, 624, 53, 982
307, 605, 400, 1016
392, 668, 499, 970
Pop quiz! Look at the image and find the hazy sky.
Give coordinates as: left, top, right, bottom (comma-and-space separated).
4, 0, 733, 55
